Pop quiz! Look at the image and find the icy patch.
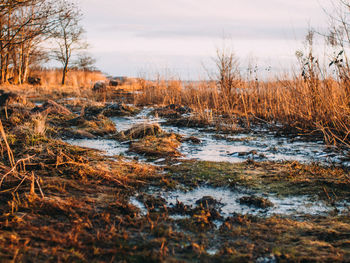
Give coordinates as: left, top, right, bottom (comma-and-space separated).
65, 138, 129, 156
256, 254, 277, 263
169, 214, 191, 220
161, 186, 348, 217
130, 197, 148, 216
66, 106, 349, 166
112, 107, 163, 131
206, 248, 218, 255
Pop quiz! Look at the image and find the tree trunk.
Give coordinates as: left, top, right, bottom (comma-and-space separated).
62, 62, 68, 85
4, 53, 9, 83
18, 44, 23, 84
23, 49, 31, 84
21, 40, 31, 84
0, 49, 4, 84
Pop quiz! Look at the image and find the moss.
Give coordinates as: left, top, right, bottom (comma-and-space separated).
166, 160, 256, 188
166, 160, 350, 200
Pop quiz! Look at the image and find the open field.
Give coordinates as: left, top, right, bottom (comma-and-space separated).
0, 76, 349, 262
2, 0, 350, 261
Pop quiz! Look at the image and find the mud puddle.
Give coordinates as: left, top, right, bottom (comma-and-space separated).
64, 107, 349, 166
119, 108, 349, 166
65, 138, 129, 156
110, 107, 156, 131
160, 123, 349, 166
132, 186, 349, 218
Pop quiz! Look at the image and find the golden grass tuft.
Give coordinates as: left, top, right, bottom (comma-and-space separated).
130, 134, 182, 157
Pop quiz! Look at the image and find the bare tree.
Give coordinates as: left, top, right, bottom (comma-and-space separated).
326, 0, 350, 96
73, 52, 96, 71
0, 0, 64, 84
214, 47, 240, 96
51, 1, 87, 85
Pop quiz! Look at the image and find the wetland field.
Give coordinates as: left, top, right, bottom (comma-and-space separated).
0, 80, 349, 262
2, 0, 350, 262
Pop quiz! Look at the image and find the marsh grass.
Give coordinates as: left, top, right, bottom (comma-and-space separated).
33, 69, 107, 88
129, 134, 182, 157
0, 96, 350, 262
133, 76, 350, 148
0, 70, 107, 104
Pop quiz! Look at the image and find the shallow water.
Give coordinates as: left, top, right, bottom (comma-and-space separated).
113, 108, 349, 166
65, 107, 349, 166
129, 186, 349, 219
177, 131, 347, 165
129, 197, 148, 216
110, 107, 156, 131
65, 138, 129, 156
155, 186, 349, 217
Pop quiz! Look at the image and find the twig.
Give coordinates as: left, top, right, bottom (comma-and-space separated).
36, 177, 45, 198
13, 175, 28, 193
0, 155, 35, 188
0, 119, 15, 167
30, 172, 35, 196
323, 187, 331, 201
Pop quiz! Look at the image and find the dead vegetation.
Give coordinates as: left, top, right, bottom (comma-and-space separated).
0, 100, 167, 262
0, 60, 348, 262
129, 134, 182, 157
0, 92, 349, 262
133, 76, 350, 149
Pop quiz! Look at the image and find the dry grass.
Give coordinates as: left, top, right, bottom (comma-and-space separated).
0, 70, 143, 104
32, 69, 107, 88
0, 69, 107, 102
130, 134, 182, 157
134, 77, 350, 148
0, 96, 349, 262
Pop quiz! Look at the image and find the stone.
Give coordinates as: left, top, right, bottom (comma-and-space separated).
109, 79, 122, 86
93, 81, 107, 92
101, 103, 139, 117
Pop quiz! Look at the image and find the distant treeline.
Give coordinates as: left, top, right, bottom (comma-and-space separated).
0, 0, 91, 85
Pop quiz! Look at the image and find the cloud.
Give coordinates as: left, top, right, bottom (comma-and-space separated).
81, 0, 331, 42
90, 17, 314, 42
79, 0, 333, 77
133, 24, 309, 41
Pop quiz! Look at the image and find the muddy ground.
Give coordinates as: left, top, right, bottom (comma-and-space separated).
0, 89, 349, 262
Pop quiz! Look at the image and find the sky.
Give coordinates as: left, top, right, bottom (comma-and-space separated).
78, 0, 334, 79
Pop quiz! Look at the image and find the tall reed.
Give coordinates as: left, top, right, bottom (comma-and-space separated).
133, 77, 350, 147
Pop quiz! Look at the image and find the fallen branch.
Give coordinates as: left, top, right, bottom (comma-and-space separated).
0, 155, 35, 188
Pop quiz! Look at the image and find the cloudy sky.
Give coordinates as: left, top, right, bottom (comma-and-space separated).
78, 0, 333, 79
